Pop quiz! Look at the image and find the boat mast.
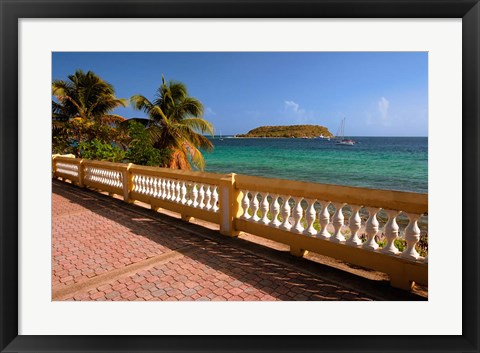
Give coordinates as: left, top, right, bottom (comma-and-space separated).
336, 117, 345, 139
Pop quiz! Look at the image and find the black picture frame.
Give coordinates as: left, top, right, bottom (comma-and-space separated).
1, 1, 479, 352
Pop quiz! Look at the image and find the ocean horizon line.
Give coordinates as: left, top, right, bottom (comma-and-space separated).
207, 135, 428, 138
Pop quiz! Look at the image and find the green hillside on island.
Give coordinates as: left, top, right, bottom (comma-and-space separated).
236, 125, 334, 138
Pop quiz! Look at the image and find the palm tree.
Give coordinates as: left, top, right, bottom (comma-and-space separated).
52, 70, 128, 153
52, 69, 127, 124
130, 76, 214, 170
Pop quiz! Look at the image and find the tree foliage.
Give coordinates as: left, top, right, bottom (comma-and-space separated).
130, 76, 214, 170
236, 125, 333, 138
124, 121, 170, 166
52, 70, 128, 155
52, 71, 215, 170
78, 139, 125, 162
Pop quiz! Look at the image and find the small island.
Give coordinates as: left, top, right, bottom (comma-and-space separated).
235, 124, 334, 138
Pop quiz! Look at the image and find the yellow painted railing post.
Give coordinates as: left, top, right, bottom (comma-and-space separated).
123, 163, 134, 203
219, 173, 241, 237
52, 156, 57, 179
78, 159, 85, 187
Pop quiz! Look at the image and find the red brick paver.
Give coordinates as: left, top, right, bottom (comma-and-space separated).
52, 181, 424, 301
52, 185, 205, 288
62, 243, 373, 301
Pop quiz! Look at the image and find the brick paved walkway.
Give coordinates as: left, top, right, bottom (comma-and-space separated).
52, 180, 426, 301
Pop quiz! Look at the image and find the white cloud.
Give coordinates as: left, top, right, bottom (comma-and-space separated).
378, 97, 389, 121
284, 100, 310, 123
205, 107, 216, 116
284, 100, 301, 113
364, 97, 392, 126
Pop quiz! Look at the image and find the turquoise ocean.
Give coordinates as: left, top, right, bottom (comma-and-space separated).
203, 137, 428, 193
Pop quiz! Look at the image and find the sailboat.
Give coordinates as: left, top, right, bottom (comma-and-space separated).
335, 118, 355, 146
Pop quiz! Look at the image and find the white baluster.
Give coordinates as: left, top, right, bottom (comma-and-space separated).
346, 205, 362, 246
174, 180, 179, 201
141, 176, 146, 194
212, 187, 219, 212
269, 194, 281, 227
317, 201, 331, 240
251, 192, 260, 221
292, 197, 304, 234
148, 177, 153, 196
152, 177, 158, 198
186, 182, 193, 206
192, 183, 199, 207
260, 194, 270, 225
166, 180, 172, 200
176, 181, 182, 202
401, 213, 421, 260
172, 181, 177, 201
154, 178, 159, 198
136, 175, 140, 193
159, 179, 165, 199
241, 191, 251, 220
363, 207, 380, 250
198, 184, 205, 209
205, 186, 212, 211
170, 180, 175, 200
280, 196, 292, 230
304, 199, 317, 236
170, 180, 177, 202
181, 182, 187, 204
139, 175, 144, 193
381, 210, 400, 254
331, 202, 346, 243
143, 176, 148, 195
167, 179, 172, 199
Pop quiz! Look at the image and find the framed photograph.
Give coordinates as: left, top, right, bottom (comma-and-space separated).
1, 0, 478, 352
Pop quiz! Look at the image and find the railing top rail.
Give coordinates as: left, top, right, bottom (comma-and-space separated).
53, 156, 81, 164
51, 156, 428, 214
235, 174, 428, 214
129, 164, 231, 185
82, 159, 128, 170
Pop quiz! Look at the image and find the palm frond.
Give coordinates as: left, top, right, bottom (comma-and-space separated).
130, 95, 154, 114
183, 143, 206, 170
179, 117, 214, 135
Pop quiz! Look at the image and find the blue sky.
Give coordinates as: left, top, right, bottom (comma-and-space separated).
52, 52, 428, 136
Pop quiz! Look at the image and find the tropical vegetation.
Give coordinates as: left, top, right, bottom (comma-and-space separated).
236, 124, 333, 138
52, 70, 213, 170
130, 76, 214, 170
52, 69, 129, 155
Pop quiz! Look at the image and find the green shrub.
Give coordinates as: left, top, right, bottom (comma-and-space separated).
124, 121, 170, 166
78, 139, 125, 162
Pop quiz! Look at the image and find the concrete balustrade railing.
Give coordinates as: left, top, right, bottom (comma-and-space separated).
52, 156, 428, 290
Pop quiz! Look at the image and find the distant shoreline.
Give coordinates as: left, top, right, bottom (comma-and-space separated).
211, 135, 428, 139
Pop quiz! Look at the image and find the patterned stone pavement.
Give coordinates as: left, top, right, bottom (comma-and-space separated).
52, 180, 426, 301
